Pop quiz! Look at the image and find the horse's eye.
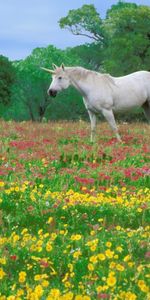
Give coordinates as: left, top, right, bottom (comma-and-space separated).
58, 76, 62, 80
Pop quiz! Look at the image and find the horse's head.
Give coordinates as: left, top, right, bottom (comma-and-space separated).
41, 64, 70, 97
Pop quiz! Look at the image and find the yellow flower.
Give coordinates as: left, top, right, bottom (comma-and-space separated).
137, 280, 149, 293
116, 225, 121, 231
90, 245, 97, 252
46, 242, 53, 252
15, 186, 19, 192
116, 246, 123, 252
74, 296, 83, 300
0, 181, 4, 187
106, 241, 112, 248
18, 271, 26, 283
89, 255, 98, 264
17, 289, 24, 297
13, 234, 19, 243
47, 217, 53, 224
34, 285, 43, 297
116, 264, 125, 272
107, 276, 117, 287
105, 249, 114, 258
124, 255, 131, 262
49, 288, 60, 299
0, 268, 6, 279
110, 262, 116, 269
96, 286, 103, 293
98, 253, 106, 261
73, 250, 82, 259
88, 263, 94, 271
0, 258, 6, 265
51, 233, 57, 240
61, 292, 74, 300
71, 234, 82, 241
125, 292, 137, 300
34, 274, 41, 281
42, 280, 49, 287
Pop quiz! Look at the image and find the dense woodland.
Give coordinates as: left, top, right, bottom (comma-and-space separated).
0, 1, 150, 122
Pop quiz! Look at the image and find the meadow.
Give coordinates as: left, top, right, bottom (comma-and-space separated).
0, 120, 150, 300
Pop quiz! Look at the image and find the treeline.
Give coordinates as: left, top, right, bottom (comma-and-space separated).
1, 2, 150, 122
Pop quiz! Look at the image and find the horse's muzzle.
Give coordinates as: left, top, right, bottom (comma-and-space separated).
48, 89, 57, 97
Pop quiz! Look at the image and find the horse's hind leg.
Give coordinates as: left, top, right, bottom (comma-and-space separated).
101, 108, 122, 142
88, 110, 97, 142
142, 100, 150, 123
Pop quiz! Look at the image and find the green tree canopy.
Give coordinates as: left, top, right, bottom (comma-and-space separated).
0, 55, 15, 105
103, 3, 150, 75
59, 4, 105, 43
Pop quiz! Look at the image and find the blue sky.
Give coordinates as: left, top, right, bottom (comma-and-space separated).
0, 0, 150, 61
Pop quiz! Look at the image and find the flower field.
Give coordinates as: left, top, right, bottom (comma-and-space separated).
0, 120, 150, 300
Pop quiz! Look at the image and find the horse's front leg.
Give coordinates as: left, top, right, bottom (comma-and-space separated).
88, 110, 97, 142
101, 108, 122, 142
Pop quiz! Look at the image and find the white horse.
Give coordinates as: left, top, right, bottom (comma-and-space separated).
41, 64, 150, 142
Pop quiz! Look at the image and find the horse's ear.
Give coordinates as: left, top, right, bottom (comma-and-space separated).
61, 63, 65, 71
40, 67, 55, 74
52, 63, 58, 70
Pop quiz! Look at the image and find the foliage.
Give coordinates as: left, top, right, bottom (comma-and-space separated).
59, 3, 150, 76
102, 3, 150, 75
66, 44, 104, 71
0, 55, 15, 106
0, 120, 150, 298
59, 4, 104, 43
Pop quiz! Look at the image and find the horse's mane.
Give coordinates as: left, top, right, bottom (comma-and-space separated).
67, 67, 116, 87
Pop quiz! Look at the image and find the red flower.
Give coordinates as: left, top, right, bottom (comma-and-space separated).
10, 255, 17, 260
98, 293, 110, 299
39, 260, 49, 268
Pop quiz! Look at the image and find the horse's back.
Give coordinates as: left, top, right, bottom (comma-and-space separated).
112, 71, 150, 111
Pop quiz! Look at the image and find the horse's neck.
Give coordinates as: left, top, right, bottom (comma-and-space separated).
66, 67, 90, 96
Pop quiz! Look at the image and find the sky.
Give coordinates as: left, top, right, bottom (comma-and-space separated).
0, 0, 150, 61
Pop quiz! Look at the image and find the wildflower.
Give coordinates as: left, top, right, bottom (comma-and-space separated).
98, 253, 106, 261
47, 217, 53, 224
49, 288, 60, 299
0, 258, 6, 265
46, 242, 53, 252
107, 275, 116, 287
73, 250, 82, 259
71, 234, 82, 241
124, 255, 131, 262
116, 246, 123, 252
105, 249, 114, 259
89, 255, 98, 264
116, 264, 125, 272
34, 285, 43, 298
106, 242, 112, 248
88, 263, 94, 271
0, 268, 6, 279
137, 280, 149, 293
125, 292, 137, 300
60, 292, 74, 300
18, 271, 26, 283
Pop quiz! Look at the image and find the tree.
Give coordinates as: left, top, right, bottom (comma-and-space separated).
103, 3, 150, 75
66, 43, 103, 70
0, 55, 15, 105
59, 4, 105, 43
